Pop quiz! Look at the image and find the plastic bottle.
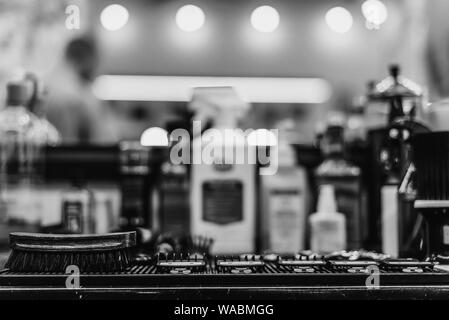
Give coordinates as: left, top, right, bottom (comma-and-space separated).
118, 141, 151, 230
22, 73, 62, 236
158, 119, 190, 236
189, 87, 256, 254
260, 121, 309, 254
315, 114, 364, 250
0, 81, 42, 247
61, 177, 96, 234
309, 185, 346, 254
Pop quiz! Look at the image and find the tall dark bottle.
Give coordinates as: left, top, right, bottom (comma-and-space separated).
118, 141, 152, 231
367, 64, 428, 257
158, 120, 190, 236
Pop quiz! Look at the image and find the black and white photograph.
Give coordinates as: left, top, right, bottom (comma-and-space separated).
0, 0, 449, 309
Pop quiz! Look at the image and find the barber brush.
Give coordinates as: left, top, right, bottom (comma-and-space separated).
5, 232, 136, 273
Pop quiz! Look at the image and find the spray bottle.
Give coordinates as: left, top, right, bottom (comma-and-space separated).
189, 87, 256, 254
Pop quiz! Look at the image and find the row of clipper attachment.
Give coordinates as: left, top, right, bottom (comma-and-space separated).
154, 253, 436, 275
156, 253, 206, 274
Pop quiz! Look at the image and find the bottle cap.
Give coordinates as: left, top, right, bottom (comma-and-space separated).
326, 112, 346, 128
276, 142, 296, 167
6, 81, 29, 106
189, 86, 250, 129
321, 114, 345, 156
389, 64, 400, 80
317, 185, 338, 214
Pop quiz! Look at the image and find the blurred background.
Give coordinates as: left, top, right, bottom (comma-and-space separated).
2, 0, 449, 144
3, 0, 449, 262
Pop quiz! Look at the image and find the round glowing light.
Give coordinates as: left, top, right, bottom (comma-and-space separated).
250, 6, 280, 33
325, 7, 353, 34
140, 127, 169, 147
176, 5, 205, 32
362, 0, 388, 29
100, 4, 129, 31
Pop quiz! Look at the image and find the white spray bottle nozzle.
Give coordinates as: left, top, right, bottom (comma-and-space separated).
189, 87, 250, 129
317, 185, 338, 214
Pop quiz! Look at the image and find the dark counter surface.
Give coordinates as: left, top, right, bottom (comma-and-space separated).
1, 251, 449, 300
1, 285, 449, 300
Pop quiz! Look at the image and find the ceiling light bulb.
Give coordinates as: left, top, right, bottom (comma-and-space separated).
100, 4, 129, 31
176, 5, 206, 32
325, 7, 353, 34
251, 6, 280, 33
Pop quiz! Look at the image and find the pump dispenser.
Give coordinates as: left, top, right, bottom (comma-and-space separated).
309, 185, 346, 254
189, 87, 256, 254
366, 64, 427, 257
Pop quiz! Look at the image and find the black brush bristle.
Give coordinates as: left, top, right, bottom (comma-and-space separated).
5, 248, 132, 273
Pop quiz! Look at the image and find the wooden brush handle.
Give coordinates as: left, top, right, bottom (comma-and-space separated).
9, 232, 136, 252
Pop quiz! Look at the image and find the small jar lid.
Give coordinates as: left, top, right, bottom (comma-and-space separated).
368, 64, 422, 100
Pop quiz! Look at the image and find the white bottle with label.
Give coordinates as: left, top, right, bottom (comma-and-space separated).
381, 182, 399, 257
309, 185, 346, 254
261, 131, 309, 254
190, 87, 256, 254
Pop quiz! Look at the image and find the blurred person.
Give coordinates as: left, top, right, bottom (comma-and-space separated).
0, 1, 32, 103
427, 0, 449, 99
44, 36, 118, 144
0, 0, 87, 105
